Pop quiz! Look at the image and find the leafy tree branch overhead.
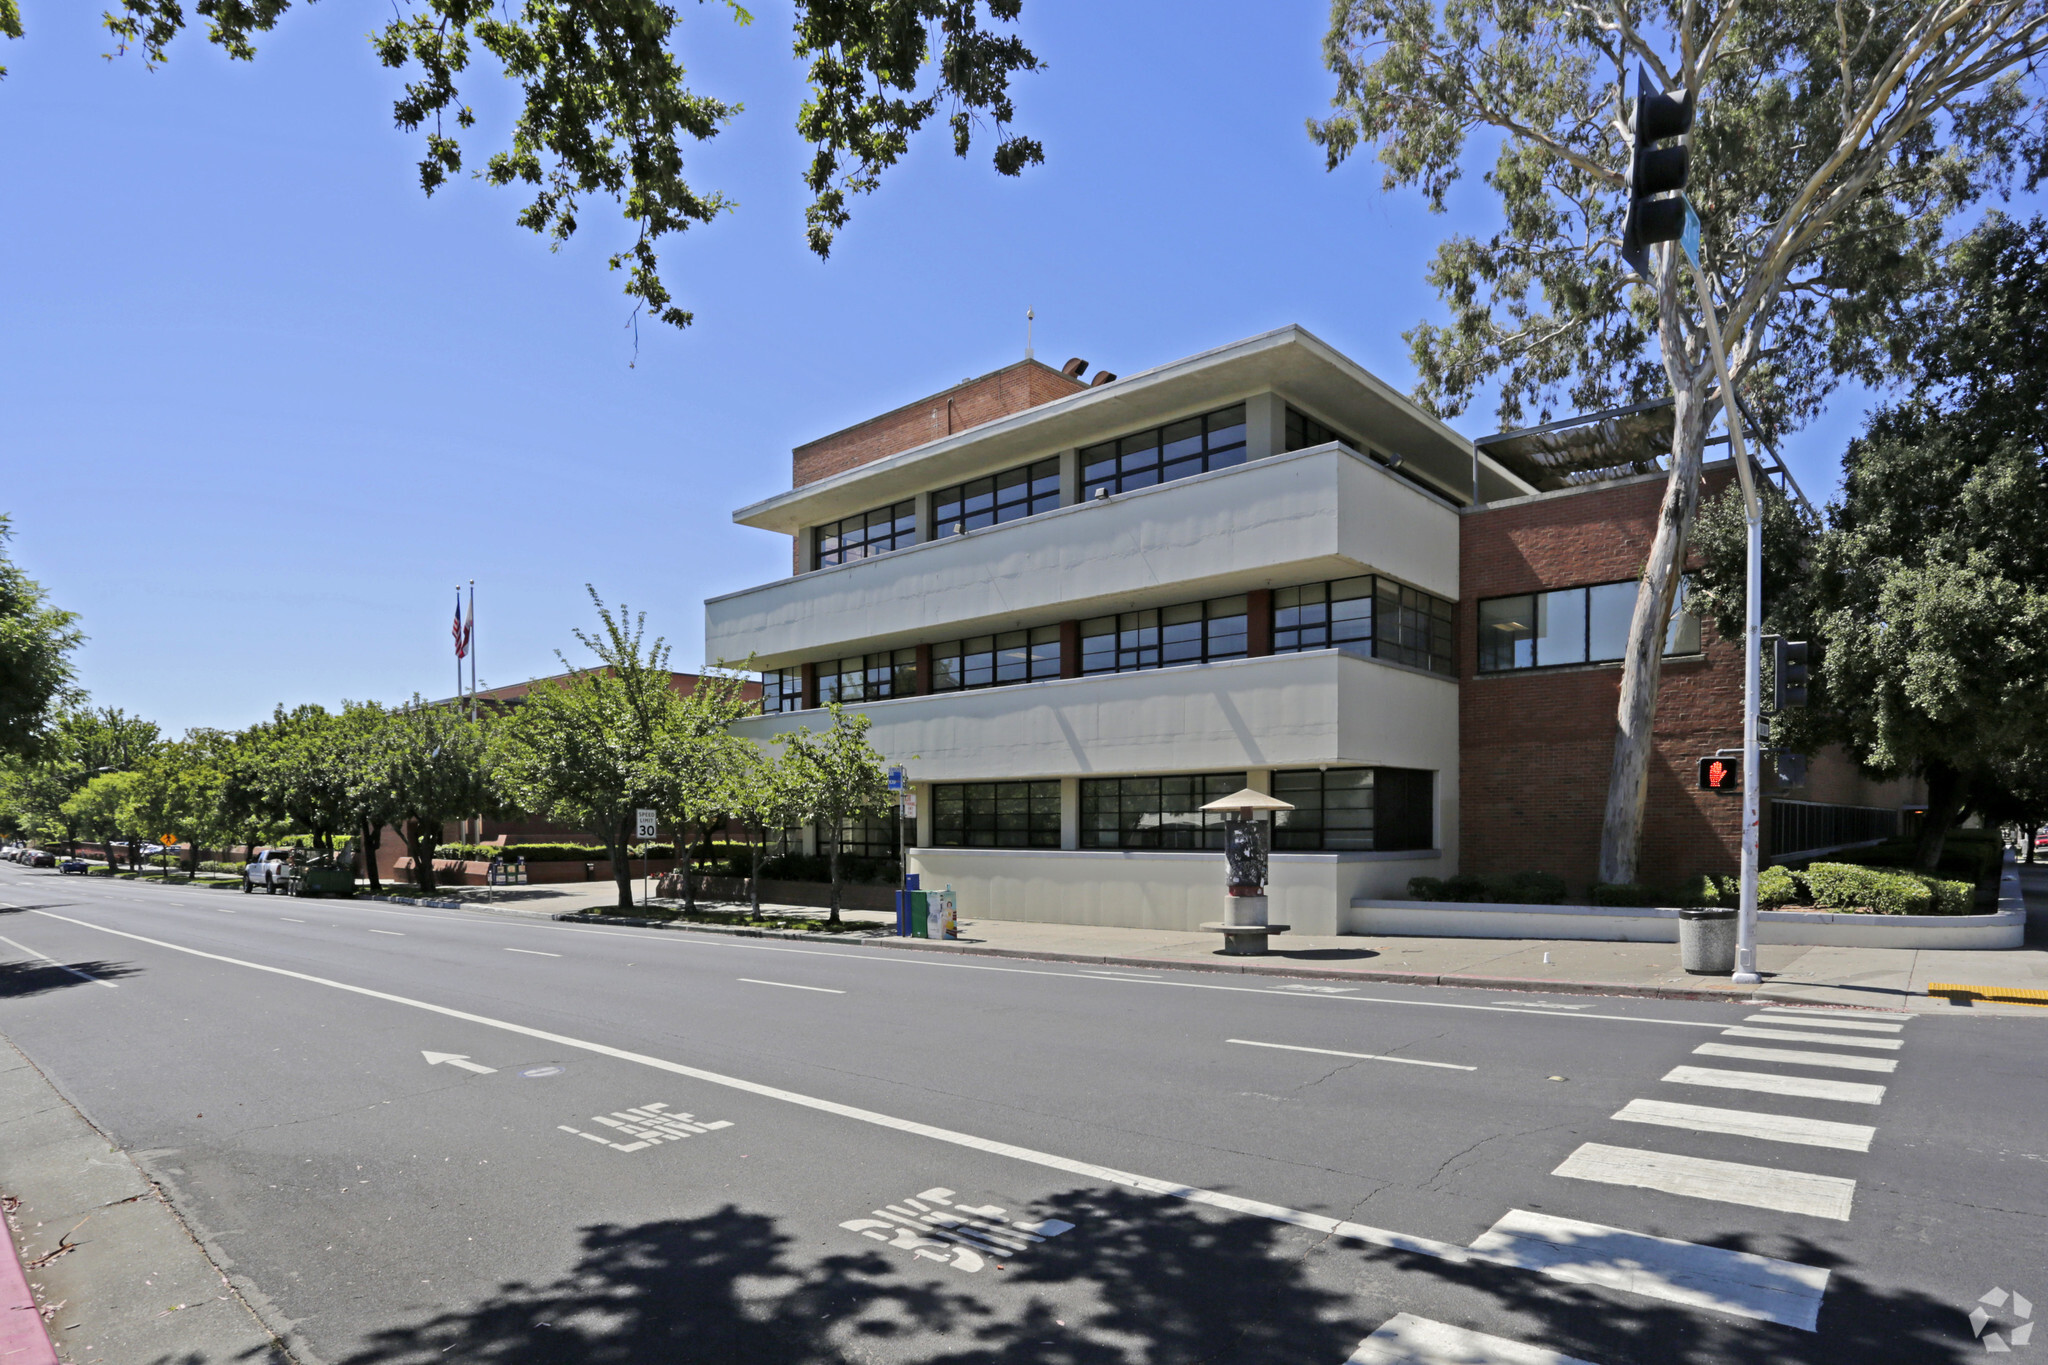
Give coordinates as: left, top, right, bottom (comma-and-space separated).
49, 0, 1043, 332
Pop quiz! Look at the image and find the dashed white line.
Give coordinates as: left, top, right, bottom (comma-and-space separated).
368, 929, 405, 936
1226, 1038, 1476, 1071
281, 918, 306, 923
737, 978, 844, 994
504, 948, 562, 957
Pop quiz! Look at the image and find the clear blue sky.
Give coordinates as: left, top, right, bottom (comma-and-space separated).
0, 1, 2004, 735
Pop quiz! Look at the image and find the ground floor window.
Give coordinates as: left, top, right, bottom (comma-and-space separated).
1080, 772, 1245, 850
831, 811, 901, 859
931, 781, 1061, 848
1271, 767, 1434, 851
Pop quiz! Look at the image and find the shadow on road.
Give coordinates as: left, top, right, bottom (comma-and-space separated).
0, 958, 139, 998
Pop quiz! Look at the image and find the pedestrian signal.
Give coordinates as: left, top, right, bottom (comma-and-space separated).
1698, 756, 1742, 791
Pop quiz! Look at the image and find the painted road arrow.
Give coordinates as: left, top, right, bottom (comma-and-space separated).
421, 1051, 497, 1074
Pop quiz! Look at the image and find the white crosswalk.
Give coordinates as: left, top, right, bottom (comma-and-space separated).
1347, 1313, 1604, 1364
1662, 1063, 1888, 1104
1611, 1097, 1875, 1152
1718, 1025, 1903, 1050
1745, 1011, 1902, 1033
1551, 1142, 1857, 1219
1692, 1041, 1898, 1073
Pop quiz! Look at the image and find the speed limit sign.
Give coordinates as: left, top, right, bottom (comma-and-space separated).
635, 809, 657, 839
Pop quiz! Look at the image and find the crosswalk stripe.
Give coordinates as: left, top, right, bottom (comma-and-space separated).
1747, 1012, 1902, 1033
1756, 1005, 1904, 1021
1694, 1042, 1897, 1073
1552, 1141, 1855, 1220
1663, 1065, 1886, 1105
1611, 1097, 1875, 1152
1720, 1025, 1902, 1050
1347, 1313, 1604, 1364
1468, 1208, 1830, 1331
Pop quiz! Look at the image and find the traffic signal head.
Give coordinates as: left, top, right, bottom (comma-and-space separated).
1773, 638, 1811, 710
1620, 67, 1695, 278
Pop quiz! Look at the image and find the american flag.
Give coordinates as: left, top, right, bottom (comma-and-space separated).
452, 589, 471, 661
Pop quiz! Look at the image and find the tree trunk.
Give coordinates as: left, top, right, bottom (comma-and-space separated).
749, 823, 763, 914
1914, 764, 1970, 873
408, 819, 437, 892
1598, 366, 1713, 886
361, 821, 383, 893
607, 818, 632, 911
2026, 825, 2037, 865
827, 825, 842, 925
681, 820, 698, 912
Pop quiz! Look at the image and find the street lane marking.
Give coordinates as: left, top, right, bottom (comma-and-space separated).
1757, 1005, 1904, 1020
1612, 1098, 1875, 1152
1470, 1208, 1829, 1331
216, 908, 236, 913
1719, 1025, 1900, 1050
1663, 1065, 1885, 1105
1226, 1039, 1476, 1071
560, 1102, 731, 1153
0, 932, 118, 988
737, 978, 845, 994
842, 1186, 1076, 1273
368, 929, 405, 936
504, 948, 561, 957
1348, 1313, 1605, 1365
422, 1051, 496, 1074
281, 917, 306, 923
1746, 1012, 1901, 1033
1693, 1042, 1897, 1074
1552, 1142, 1855, 1221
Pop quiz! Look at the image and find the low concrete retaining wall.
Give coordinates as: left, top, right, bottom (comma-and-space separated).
1346, 898, 2027, 949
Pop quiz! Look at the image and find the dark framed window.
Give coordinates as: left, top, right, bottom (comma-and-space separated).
1079, 772, 1246, 850
1284, 406, 1354, 452
1271, 767, 1434, 852
932, 781, 1061, 848
930, 627, 1062, 692
1081, 404, 1248, 498
933, 458, 1061, 539
1272, 575, 1455, 676
817, 650, 918, 705
760, 668, 805, 714
1079, 597, 1247, 676
832, 811, 901, 860
815, 500, 917, 569
1478, 579, 1700, 672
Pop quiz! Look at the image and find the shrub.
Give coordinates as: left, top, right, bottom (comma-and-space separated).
1406, 876, 1448, 900
1801, 862, 1934, 915
1590, 882, 1660, 907
1911, 873, 1973, 915
1671, 873, 1730, 908
1758, 864, 1801, 908
1486, 870, 1568, 905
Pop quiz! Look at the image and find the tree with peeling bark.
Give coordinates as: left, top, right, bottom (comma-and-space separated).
9, 1, 1042, 339
1313, 0, 2048, 883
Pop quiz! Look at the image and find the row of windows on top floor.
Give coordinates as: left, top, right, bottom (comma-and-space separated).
757, 573, 1458, 712
809, 404, 1409, 570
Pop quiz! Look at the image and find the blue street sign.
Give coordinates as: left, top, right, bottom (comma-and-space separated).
886, 765, 906, 793
1680, 196, 1702, 273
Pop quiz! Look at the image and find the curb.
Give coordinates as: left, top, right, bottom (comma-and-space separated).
550, 912, 1765, 1004
363, 893, 465, 910
0, 1191, 61, 1365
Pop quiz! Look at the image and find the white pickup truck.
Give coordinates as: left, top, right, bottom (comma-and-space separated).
242, 848, 296, 894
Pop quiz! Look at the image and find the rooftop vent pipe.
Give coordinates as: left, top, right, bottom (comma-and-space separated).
1089, 370, 1117, 387
1062, 357, 1089, 378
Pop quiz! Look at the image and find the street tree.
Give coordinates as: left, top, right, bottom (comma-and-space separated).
225, 705, 355, 854
1313, 0, 2048, 882
718, 736, 808, 916
493, 590, 677, 910
0, 516, 83, 762
2, 705, 163, 852
123, 732, 237, 878
338, 701, 405, 894
61, 770, 141, 868
646, 668, 756, 911
21, 1, 1044, 336
369, 698, 495, 893
778, 704, 893, 925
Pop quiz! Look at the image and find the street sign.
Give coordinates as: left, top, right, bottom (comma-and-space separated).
1699, 755, 1742, 792
886, 765, 907, 793
634, 809, 657, 839
1680, 196, 1702, 273
901, 792, 918, 820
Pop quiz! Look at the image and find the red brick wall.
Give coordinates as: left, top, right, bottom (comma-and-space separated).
791, 360, 1087, 488
1459, 471, 1742, 893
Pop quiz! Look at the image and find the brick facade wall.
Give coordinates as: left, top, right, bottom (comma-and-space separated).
1459, 470, 1742, 892
791, 359, 1088, 488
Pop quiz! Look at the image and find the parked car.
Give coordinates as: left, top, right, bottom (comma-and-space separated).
24, 850, 55, 868
243, 848, 296, 894
59, 858, 88, 875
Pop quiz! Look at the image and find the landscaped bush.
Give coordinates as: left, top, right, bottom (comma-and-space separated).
1589, 882, 1660, 907
1758, 864, 1801, 908
1909, 872, 1974, 915
747, 852, 901, 885
498, 843, 612, 863
1670, 873, 1732, 907
1801, 862, 1934, 915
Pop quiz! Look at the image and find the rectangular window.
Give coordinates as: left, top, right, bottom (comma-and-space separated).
816, 650, 917, 705
1375, 580, 1456, 674
932, 457, 1062, 539
831, 811, 901, 860
1271, 767, 1434, 852
1284, 405, 1353, 452
1079, 772, 1246, 850
931, 781, 1061, 848
1273, 575, 1453, 676
760, 668, 804, 714
1079, 596, 1246, 675
814, 499, 917, 569
1478, 579, 1701, 672
929, 629, 1060, 692
1080, 404, 1248, 498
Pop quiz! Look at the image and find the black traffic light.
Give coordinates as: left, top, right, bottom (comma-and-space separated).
1772, 637, 1811, 711
1620, 67, 1695, 279
1698, 755, 1742, 792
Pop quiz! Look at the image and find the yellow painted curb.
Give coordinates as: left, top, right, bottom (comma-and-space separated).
1928, 982, 2048, 1007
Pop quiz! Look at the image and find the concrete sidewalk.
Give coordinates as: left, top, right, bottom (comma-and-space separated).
390, 870, 2048, 1016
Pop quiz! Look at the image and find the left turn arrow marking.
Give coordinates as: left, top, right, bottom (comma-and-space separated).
422, 1051, 497, 1074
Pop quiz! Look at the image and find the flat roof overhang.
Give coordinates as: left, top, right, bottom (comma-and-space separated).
732, 325, 1535, 533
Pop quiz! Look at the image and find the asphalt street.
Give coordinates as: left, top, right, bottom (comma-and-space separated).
1, 865, 2042, 1365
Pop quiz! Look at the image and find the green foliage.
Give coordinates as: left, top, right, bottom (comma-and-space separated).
1406, 872, 1490, 902
1590, 882, 1660, 908
1800, 862, 1935, 915
1671, 873, 1732, 908
776, 704, 896, 921
746, 851, 898, 886
1758, 864, 1801, 908
1486, 870, 1568, 905
79, 0, 1043, 337
0, 517, 84, 762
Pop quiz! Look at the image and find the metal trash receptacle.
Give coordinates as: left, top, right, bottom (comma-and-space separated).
1679, 906, 1737, 975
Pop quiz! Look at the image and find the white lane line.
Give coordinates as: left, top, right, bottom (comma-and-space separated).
1552, 1141, 1855, 1221
504, 948, 562, 957
1664, 1065, 1885, 1105
736, 978, 845, 994
1757, 1005, 1904, 1020
368, 929, 406, 937
281, 918, 306, 923
1612, 1098, 1875, 1152
1747, 1012, 1901, 1033
1470, 1208, 1829, 1331
1226, 1038, 1476, 1071
1693, 1042, 1897, 1074
216, 908, 236, 913
1348, 1312, 1605, 1365
1720, 1025, 1901, 1050
0, 932, 118, 988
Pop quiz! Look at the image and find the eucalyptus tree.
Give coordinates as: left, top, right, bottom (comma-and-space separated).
778, 704, 894, 925
19, 1, 1044, 336
1313, 0, 2048, 882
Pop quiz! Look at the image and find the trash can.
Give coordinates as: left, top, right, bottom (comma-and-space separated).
1679, 906, 1737, 975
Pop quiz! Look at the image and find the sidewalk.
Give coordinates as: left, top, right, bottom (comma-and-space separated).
379, 869, 2048, 1017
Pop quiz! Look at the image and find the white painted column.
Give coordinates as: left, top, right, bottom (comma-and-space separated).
1243, 392, 1287, 462
1059, 447, 1082, 505
1060, 777, 1081, 850
915, 491, 937, 546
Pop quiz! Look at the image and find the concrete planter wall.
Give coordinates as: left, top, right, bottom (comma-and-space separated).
1345, 898, 2026, 949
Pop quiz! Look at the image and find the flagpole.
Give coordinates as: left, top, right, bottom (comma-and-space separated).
468, 580, 477, 722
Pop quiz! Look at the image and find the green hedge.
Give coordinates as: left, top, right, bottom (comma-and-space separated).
1758, 864, 1800, 908
1799, 862, 1929, 915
